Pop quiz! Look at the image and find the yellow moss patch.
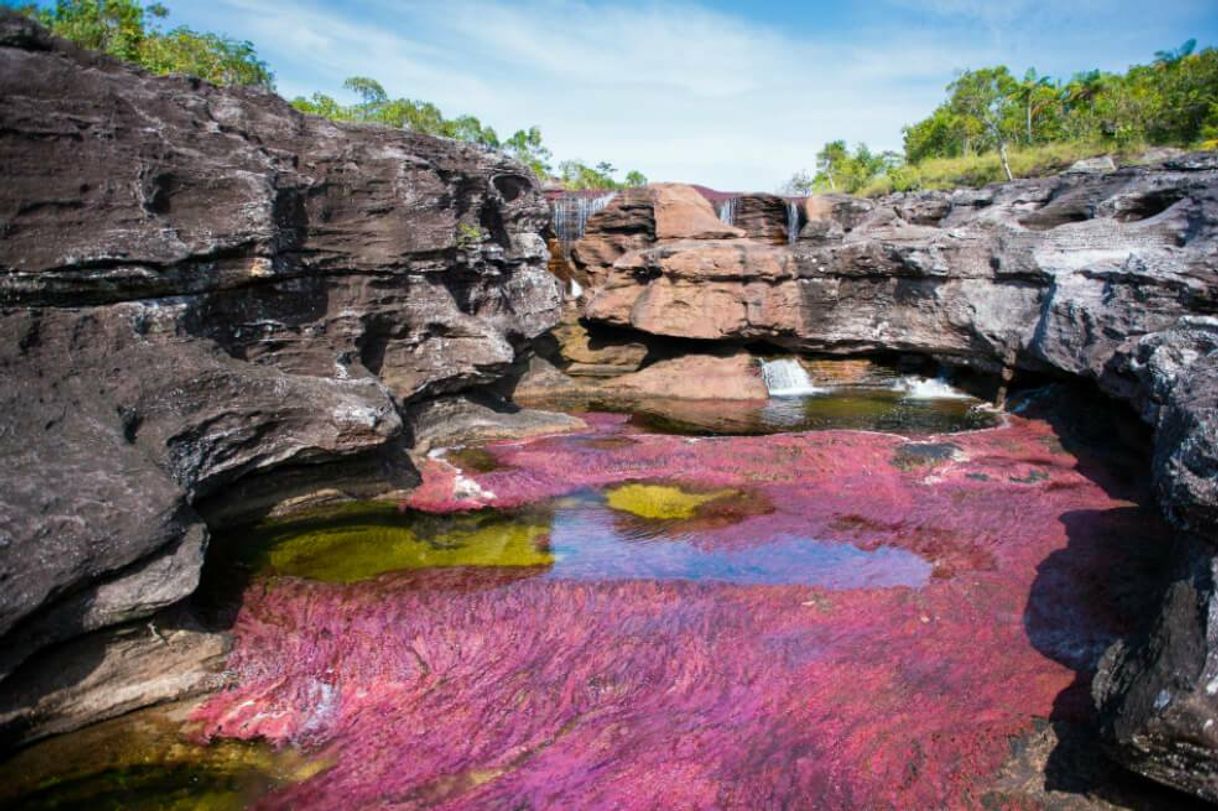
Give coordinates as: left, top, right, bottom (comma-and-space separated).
241, 503, 554, 583
604, 483, 733, 521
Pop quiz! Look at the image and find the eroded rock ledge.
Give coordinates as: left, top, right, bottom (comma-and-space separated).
0, 11, 560, 722
568, 170, 1218, 799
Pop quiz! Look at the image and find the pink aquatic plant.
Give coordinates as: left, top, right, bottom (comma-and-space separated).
195, 414, 1169, 808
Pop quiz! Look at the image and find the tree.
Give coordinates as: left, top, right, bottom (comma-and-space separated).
1155, 38, 1197, 70
624, 170, 648, 187
1014, 68, 1055, 144
504, 127, 553, 180
779, 171, 814, 196
343, 76, 387, 106
23, 0, 272, 88
814, 140, 849, 191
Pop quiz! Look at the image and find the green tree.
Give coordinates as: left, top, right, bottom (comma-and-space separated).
1154, 38, 1197, 70
814, 140, 849, 191
1014, 68, 1056, 144
21, 0, 272, 88
504, 127, 553, 180
624, 170, 648, 187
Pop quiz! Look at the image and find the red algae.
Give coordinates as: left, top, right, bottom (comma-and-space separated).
194, 414, 1171, 809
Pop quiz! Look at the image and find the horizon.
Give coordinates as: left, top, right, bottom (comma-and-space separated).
33, 0, 1218, 190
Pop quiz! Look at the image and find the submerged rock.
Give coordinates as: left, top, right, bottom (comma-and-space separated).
0, 11, 559, 707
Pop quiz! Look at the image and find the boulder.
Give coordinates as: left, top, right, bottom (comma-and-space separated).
651, 183, 745, 241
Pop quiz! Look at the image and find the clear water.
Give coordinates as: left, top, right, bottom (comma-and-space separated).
205, 489, 929, 590
617, 387, 998, 436
545, 491, 930, 587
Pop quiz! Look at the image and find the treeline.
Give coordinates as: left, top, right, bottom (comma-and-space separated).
15, 0, 273, 88
786, 41, 1218, 195
292, 79, 647, 188
14, 0, 645, 190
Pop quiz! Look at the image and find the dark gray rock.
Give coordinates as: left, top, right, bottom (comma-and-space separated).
0, 11, 560, 687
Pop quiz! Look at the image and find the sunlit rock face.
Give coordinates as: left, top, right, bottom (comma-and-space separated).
188, 409, 1177, 808
0, 13, 560, 685
574, 163, 1218, 798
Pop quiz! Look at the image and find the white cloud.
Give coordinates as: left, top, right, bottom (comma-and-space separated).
172, 0, 1215, 191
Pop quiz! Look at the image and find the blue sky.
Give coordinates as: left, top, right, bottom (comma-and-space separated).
146, 2, 1218, 189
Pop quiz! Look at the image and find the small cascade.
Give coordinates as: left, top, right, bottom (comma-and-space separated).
760, 359, 825, 397
891, 375, 972, 400
717, 197, 739, 226
786, 200, 802, 244
551, 193, 617, 245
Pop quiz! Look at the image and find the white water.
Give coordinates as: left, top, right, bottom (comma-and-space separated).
787, 200, 802, 244
892, 375, 972, 400
760, 359, 826, 397
718, 197, 739, 226
551, 193, 617, 244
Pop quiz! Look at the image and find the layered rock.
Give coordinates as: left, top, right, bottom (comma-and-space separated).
575, 164, 1218, 799
0, 10, 560, 713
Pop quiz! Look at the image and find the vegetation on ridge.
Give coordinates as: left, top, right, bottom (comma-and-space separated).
11, 0, 273, 88
7, 0, 647, 189
785, 43, 1218, 196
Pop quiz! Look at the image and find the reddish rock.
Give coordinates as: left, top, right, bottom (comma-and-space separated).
610, 351, 766, 400
585, 241, 800, 341
651, 183, 745, 241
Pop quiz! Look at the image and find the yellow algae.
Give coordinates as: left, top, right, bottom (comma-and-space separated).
234, 502, 554, 583
0, 701, 330, 810
604, 483, 734, 521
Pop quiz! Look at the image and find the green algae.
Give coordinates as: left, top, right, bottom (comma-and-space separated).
604, 483, 735, 521
230, 502, 554, 583
0, 702, 328, 811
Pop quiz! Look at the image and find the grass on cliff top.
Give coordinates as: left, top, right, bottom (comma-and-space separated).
855, 140, 1163, 197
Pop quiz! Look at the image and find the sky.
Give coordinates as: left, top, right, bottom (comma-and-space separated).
155, 0, 1217, 191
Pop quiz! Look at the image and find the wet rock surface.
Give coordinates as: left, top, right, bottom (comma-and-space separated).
0, 12, 560, 703
575, 164, 1218, 797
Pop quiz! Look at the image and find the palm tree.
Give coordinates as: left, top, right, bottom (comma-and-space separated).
1015, 68, 1055, 143
1064, 70, 1106, 114
1154, 38, 1197, 70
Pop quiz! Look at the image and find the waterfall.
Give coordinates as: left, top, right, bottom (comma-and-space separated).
760, 359, 825, 397
551, 193, 617, 245
891, 375, 971, 400
717, 197, 739, 226
786, 200, 802, 244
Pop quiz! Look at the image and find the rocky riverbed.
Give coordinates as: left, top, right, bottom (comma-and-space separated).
2, 10, 1217, 808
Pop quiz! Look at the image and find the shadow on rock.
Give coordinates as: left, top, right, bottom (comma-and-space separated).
1021, 506, 1208, 807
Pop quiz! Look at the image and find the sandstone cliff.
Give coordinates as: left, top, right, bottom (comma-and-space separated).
574, 167, 1218, 799
0, 13, 560, 697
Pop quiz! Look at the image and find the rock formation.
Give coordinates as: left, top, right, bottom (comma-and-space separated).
573, 165, 1218, 799
0, 10, 560, 732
